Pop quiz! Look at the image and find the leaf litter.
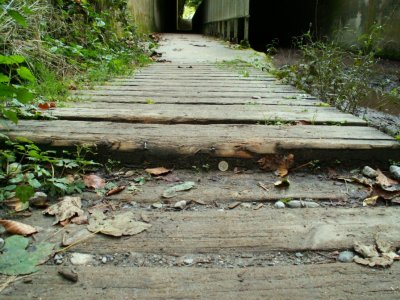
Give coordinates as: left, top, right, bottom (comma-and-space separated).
0, 219, 37, 236
0, 235, 54, 275
43, 196, 85, 226
162, 181, 195, 198
353, 237, 400, 268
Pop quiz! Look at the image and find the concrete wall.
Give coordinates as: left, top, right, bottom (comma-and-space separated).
318, 0, 400, 59
127, 0, 177, 33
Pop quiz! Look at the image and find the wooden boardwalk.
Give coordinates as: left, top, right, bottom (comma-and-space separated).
2, 34, 400, 299
3, 62, 399, 163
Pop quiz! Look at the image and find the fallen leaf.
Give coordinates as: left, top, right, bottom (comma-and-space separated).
71, 215, 88, 225
259, 154, 294, 177
87, 210, 152, 237
372, 184, 400, 200
162, 181, 195, 198
274, 178, 291, 188
0, 220, 37, 236
0, 235, 54, 275
38, 102, 56, 110
294, 120, 311, 125
83, 174, 105, 189
363, 195, 379, 207
43, 196, 84, 226
228, 202, 241, 209
354, 241, 379, 258
145, 167, 170, 176
376, 238, 394, 254
105, 185, 126, 196
376, 169, 399, 187
354, 255, 394, 268
253, 203, 264, 210
3, 197, 29, 212
156, 173, 181, 183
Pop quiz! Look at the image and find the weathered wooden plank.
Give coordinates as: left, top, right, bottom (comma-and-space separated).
113, 77, 276, 82
4, 264, 399, 300
47, 104, 365, 125
3, 264, 399, 299
4, 121, 398, 161
72, 90, 324, 98
90, 85, 298, 92
106, 80, 278, 86
70, 95, 322, 106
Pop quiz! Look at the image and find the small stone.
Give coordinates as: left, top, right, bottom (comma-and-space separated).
152, 203, 163, 209
390, 166, 400, 180
101, 257, 107, 264
70, 253, 94, 266
241, 203, 252, 209
303, 201, 320, 208
338, 251, 355, 263
218, 161, 229, 172
295, 252, 304, 258
174, 200, 187, 210
274, 201, 286, 209
183, 258, 194, 265
124, 171, 135, 177
362, 166, 378, 178
287, 200, 302, 208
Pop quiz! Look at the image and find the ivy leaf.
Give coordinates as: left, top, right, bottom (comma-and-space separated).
0, 55, 25, 65
15, 88, 34, 103
0, 235, 54, 275
17, 67, 36, 82
0, 73, 9, 83
3, 109, 18, 124
7, 10, 27, 28
0, 85, 17, 97
15, 185, 35, 203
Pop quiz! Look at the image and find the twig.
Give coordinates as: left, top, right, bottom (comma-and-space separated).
55, 230, 100, 254
291, 161, 313, 172
0, 276, 17, 294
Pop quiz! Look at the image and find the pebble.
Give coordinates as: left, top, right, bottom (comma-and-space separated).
0, 238, 4, 249
70, 253, 94, 266
241, 203, 252, 209
274, 201, 286, 209
295, 252, 304, 258
101, 257, 107, 264
174, 200, 187, 210
287, 200, 320, 208
337, 251, 355, 263
183, 258, 194, 265
152, 203, 163, 209
362, 166, 378, 178
54, 254, 63, 265
390, 165, 400, 180
124, 171, 135, 177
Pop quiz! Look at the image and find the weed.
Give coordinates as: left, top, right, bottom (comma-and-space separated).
0, 137, 98, 204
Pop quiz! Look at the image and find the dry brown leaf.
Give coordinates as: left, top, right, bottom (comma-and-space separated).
253, 203, 264, 210
354, 255, 394, 268
43, 196, 84, 226
371, 184, 400, 200
105, 185, 126, 197
354, 241, 379, 258
0, 219, 37, 236
376, 169, 399, 187
145, 167, 170, 176
156, 173, 181, 183
363, 195, 379, 207
294, 120, 311, 125
71, 215, 88, 225
87, 210, 152, 237
83, 174, 105, 189
38, 102, 56, 110
228, 202, 241, 209
258, 154, 294, 177
376, 238, 394, 254
3, 198, 29, 212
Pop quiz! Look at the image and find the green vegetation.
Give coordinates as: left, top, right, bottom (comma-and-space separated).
0, 0, 151, 208
272, 28, 400, 113
0, 136, 98, 207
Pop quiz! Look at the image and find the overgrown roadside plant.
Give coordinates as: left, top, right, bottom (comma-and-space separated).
0, 0, 152, 209
272, 27, 400, 113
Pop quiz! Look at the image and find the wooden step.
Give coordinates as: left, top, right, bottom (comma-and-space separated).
2, 264, 399, 299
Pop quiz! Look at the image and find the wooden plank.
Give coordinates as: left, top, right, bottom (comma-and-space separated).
112, 77, 276, 82
105, 80, 278, 86
70, 95, 322, 106
17, 207, 400, 254
4, 121, 398, 160
47, 104, 365, 125
90, 85, 298, 92
3, 264, 399, 299
73, 90, 323, 98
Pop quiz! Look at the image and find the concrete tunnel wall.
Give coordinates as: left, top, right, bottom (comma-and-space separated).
193, 0, 400, 59
127, 0, 178, 33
